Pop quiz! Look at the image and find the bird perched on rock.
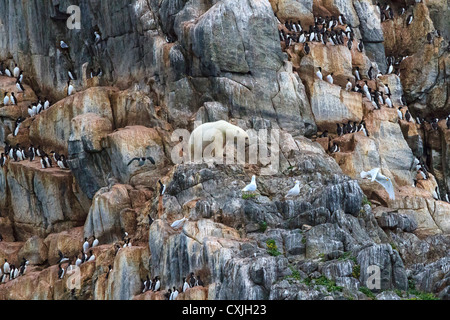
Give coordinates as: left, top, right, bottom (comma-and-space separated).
285, 181, 300, 199
316, 67, 323, 80
446, 116, 450, 129
157, 180, 166, 196
14, 117, 25, 137
242, 175, 257, 194
360, 168, 395, 200
83, 238, 90, 253
3, 93, 10, 106
183, 277, 190, 293
171, 217, 188, 230
326, 73, 334, 84
67, 80, 74, 96
345, 79, 352, 91
397, 107, 403, 120
127, 156, 156, 167
330, 142, 340, 154
405, 110, 412, 122
58, 251, 70, 264
304, 42, 310, 55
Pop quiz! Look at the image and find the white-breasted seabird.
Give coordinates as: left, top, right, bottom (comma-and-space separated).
285, 181, 300, 198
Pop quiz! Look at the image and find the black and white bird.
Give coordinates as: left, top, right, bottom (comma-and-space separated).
127, 156, 156, 167
13, 64, 20, 78
406, 14, 414, 26
405, 110, 412, 122
337, 123, 343, 136
10, 93, 17, 105
354, 67, 361, 81
58, 251, 70, 264
345, 79, 352, 91
92, 236, 99, 248
183, 277, 190, 293
16, 79, 25, 93
67, 80, 74, 96
44, 98, 50, 110
304, 42, 310, 55
158, 180, 166, 196
385, 94, 393, 108
3, 93, 10, 106
83, 238, 90, 253
57, 155, 69, 169
58, 264, 65, 279
446, 116, 450, 129
4, 66, 12, 77
358, 41, 364, 52
14, 117, 25, 137
397, 107, 403, 120
316, 67, 323, 80
326, 73, 334, 84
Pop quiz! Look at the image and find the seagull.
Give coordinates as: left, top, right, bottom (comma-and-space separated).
171, 217, 188, 230
360, 168, 395, 200
127, 157, 156, 167
285, 181, 300, 198
242, 175, 257, 193
60, 40, 69, 49
94, 31, 101, 45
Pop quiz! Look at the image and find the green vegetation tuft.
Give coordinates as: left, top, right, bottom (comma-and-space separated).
362, 196, 372, 206
259, 221, 268, 233
242, 193, 257, 200
266, 239, 281, 257
359, 287, 376, 299
315, 276, 343, 293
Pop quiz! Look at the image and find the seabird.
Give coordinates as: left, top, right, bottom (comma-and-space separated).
58, 264, 65, 279
446, 116, 450, 129
158, 180, 166, 196
14, 117, 25, 137
358, 41, 364, 52
360, 168, 395, 200
354, 67, 361, 81
68, 69, 76, 81
326, 73, 334, 84
242, 175, 257, 193
44, 98, 50, 110
92, 236, 99, 248
285, 181, 300, 198
127, 157, 156, 167
10, 93, 17, 105
83, 238, 90, 253
345, 79, 352, 91
405, 110, 412, 122
171, 217, 188, 230
60, 40, 69, 49
13, 64, 20, 78
58, 251, 70, 264
330, 142, 340, 153
94, 31, 101, 45
3, 93, 9, 106
397, 107, 403, 120
316, 67, 323, 80
5, 67, 12, 77
183, 278, 190, 293
67, 80, 74, 96
336, 123, 343, 136
16, 80, 25, 94
304, 42, 310, 55
385, 94, 393, 108
154, 276, 161, 291
406, 14, 414, 26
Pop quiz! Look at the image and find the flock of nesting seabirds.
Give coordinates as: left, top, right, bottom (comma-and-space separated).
0, 0, 448, 298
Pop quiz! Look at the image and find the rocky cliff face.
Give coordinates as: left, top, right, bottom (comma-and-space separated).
0, 0, 448, 300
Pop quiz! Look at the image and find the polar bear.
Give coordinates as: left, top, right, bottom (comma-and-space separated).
189, 120, 250, 162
